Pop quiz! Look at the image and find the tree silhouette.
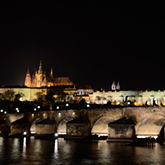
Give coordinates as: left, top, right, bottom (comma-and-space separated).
4, 90, 15, 101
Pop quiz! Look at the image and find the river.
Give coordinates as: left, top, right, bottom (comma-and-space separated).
0, 137, 165, 164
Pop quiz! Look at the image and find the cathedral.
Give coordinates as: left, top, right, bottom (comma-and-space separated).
24, 61, 73, 87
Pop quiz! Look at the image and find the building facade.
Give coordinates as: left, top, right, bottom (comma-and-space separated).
89, 89, 165, 106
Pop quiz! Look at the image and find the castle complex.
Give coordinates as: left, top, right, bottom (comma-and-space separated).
1, 61, 165, 106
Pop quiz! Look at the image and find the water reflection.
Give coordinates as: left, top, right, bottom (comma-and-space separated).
11, 138, 20, 161
34, 138, 41, 153
1, 137, 165, 164
22, 137, 27, 159
54, 139, 58, 158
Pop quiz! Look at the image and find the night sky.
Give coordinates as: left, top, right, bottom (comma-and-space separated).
1, 3, 165, 90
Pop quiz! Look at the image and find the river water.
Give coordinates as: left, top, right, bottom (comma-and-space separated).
1, 137, 165, 165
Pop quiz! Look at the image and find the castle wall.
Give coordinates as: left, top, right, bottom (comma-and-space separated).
0, 87, 47, 101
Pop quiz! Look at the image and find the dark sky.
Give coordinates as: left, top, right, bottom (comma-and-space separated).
0, 3, 165, 90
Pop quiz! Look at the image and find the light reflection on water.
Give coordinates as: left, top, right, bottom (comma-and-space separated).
22, 137, 27, 159
1, 137, 165, 164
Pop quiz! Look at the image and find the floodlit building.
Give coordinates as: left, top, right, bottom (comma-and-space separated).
76, 85, 93, 96
0, 85, 47, 101
0, 61, 76, 101
2, 61, 165, 106
89, 82, 165, 106
24, 61, 73, 88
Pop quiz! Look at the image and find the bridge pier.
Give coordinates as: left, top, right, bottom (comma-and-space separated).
65, 116, 91, 140
35, 118, 57, 138
107, 117, 136, 142
9, 117, 30, 137
0, 120, 10, 137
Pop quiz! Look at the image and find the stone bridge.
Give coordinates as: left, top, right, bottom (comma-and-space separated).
0, 107, 165, 139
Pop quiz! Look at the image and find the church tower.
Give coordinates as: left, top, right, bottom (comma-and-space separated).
24, 68, 31, 87
111, 81, 116, 91
116, 81, 120, 90
36, 60, 43, 87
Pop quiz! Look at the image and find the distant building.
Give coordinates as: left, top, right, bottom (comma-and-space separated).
76, 85, 93, 96
111, 81, 120, 91
24, 61, 73, 87
24, 61, 76, 101
89, 89, 165, 106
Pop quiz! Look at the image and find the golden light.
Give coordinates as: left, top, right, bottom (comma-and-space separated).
19, 97, 23, 101
134, 101, 137, 106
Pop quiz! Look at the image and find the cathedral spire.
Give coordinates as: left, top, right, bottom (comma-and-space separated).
50, 67, 53, 78
38, 60, 42, 74
27, 67, 30, 74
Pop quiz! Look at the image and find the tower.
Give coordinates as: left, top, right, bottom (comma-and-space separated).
50, 67, 53, 78
116, 82, 120, 90
24, 68, 31, 87
111, 81, 116, 91
38, 60, 42, 74
36, 60, 43, 87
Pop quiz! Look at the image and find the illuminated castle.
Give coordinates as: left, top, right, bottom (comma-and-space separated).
24, 61, 73, 87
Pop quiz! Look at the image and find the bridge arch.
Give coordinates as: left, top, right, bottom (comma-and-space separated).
57, 116, 74, 135
30, 118, 43, 134
91, 116, 122, 136
136, 114, 165, 139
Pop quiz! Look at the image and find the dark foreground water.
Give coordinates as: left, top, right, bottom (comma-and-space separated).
1, 137, 165, 165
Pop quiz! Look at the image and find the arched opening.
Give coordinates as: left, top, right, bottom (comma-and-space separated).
30, 118, 43, 135
136, 115, 165, 140
57, 116, 74, 135
91, 116, 117, 137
